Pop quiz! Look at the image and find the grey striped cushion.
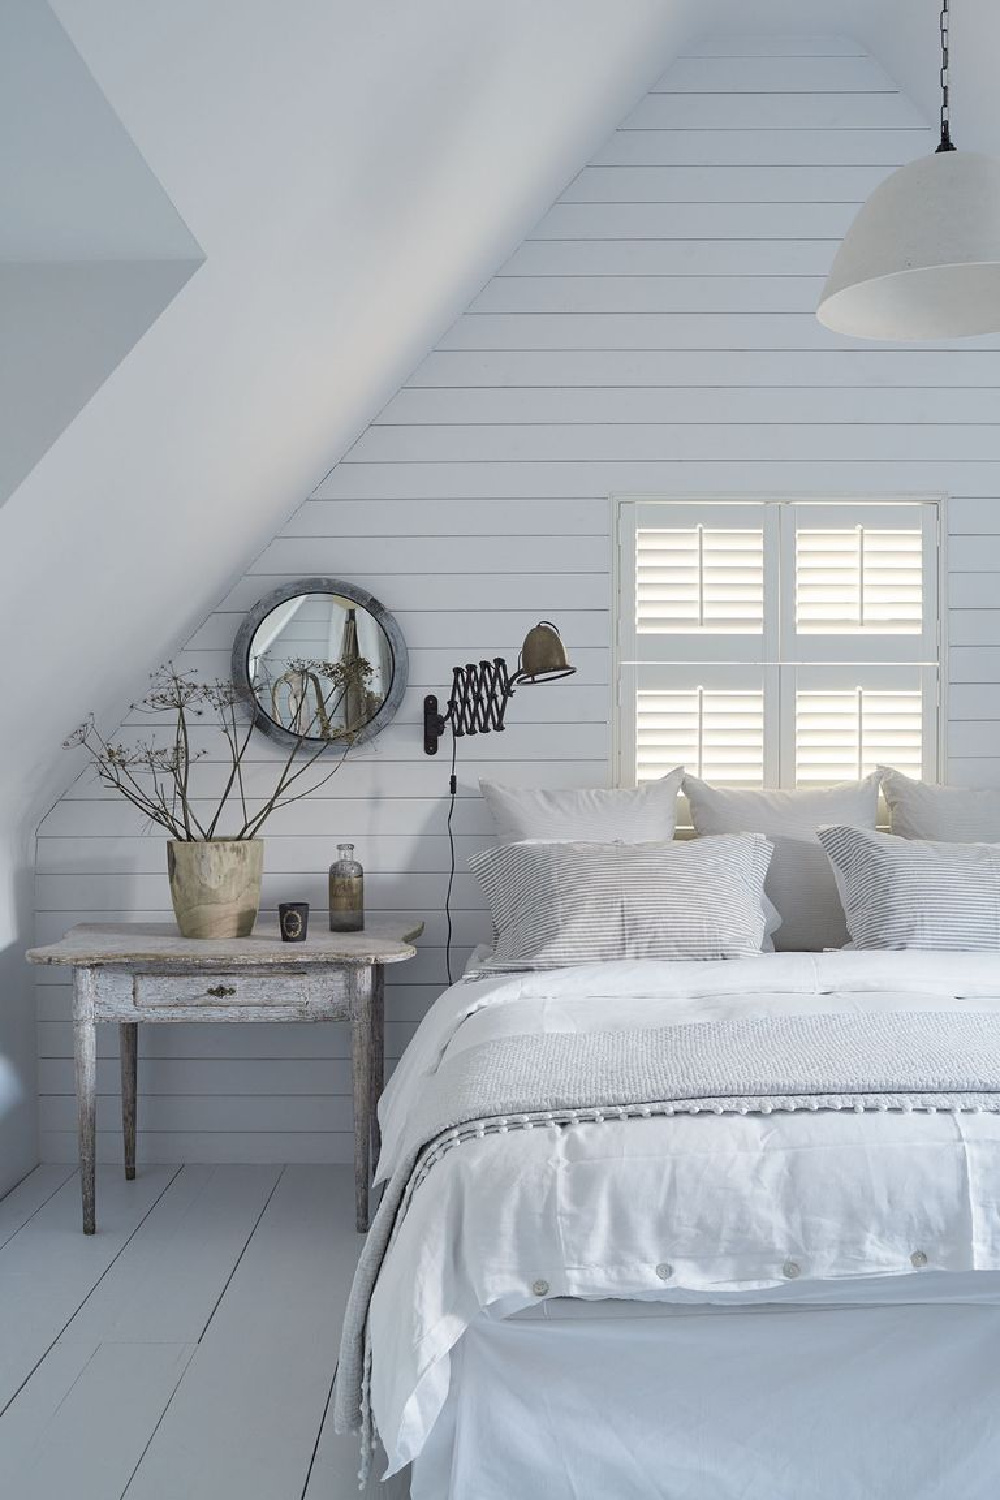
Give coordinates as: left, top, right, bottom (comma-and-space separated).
468, 835, 773, 970
819, 824, 1000, 951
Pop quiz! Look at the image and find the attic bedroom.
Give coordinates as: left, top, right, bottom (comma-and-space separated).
4, 0, 1000, 1495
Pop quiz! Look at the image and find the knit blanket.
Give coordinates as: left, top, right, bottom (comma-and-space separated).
334, 1008, 1000, 1456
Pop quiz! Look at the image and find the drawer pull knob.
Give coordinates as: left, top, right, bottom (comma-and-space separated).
206, 984, 237, 999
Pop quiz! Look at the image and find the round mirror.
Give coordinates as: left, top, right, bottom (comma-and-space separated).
232, 578, 408, 749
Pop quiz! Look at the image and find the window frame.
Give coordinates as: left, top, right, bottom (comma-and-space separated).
611, 494, 946, 791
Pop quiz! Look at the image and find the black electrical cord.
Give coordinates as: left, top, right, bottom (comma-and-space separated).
445, 728, 458, 987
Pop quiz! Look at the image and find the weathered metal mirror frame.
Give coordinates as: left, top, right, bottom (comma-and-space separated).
232, 576, 409, 750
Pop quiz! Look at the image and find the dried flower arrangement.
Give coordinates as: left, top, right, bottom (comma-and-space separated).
64, 658, 372, 842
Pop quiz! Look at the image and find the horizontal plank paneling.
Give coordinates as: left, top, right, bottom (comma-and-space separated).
592, 128, 928, 168
561, 164, 891, 203
437, 313, 1000, 353
626, 90, 929, 130
652, 55, 896, 93
35, 870, 491, 913
949, 575, 1000, 609
948, 612, 1000, 647
531, 202, 860, 241
36, 1019, 420, 1060
379, 387, 1000, 427
37, 37, 1000, 1167
501, 241, 840, 275
471, 276, 826, 315
947, 536, 1000, 572
622, 91, 927, 130
944, 759, 1000, 787
319, 460, 1000, 499
349, 423, 1000, 464
37, 1130, 361, 1166
245, 532, 608, 575
283, 495, 611, 536
409, 350, 1000, 389
947, 499, 1000, 534
37, 830, 499, 875
949, 648, 1000, 682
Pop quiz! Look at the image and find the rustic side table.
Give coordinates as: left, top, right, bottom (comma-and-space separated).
27, 919, 422, 1235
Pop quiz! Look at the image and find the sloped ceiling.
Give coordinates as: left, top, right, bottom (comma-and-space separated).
2, 0, 997, 832
0, 0, 203, 505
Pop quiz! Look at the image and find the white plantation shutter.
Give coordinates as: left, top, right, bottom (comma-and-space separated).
617, 497, 940, 791
637, 526, 764, 635
637, 688, 765, 787
795, 687, 924, 787
796, 527, 923, 635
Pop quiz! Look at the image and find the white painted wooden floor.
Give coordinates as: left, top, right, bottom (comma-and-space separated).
0, 1163, 404, 1499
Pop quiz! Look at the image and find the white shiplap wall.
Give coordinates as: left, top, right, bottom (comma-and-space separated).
34, 36, 1000, 1164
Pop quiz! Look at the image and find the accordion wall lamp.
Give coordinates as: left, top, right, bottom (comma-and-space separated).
424, 620, 574, 985
422, 621, 576, 758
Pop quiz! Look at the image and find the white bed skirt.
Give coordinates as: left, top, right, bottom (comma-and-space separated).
408, 1290, 1000, 1500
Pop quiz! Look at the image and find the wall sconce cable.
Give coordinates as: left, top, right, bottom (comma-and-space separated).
427, 623, 576, 986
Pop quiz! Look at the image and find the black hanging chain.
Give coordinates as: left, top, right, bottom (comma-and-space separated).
938, 0, 957, 152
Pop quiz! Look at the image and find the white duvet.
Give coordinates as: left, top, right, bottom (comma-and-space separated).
370, 952, 1000, 1475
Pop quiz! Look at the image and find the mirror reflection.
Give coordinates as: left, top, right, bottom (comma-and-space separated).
249, 592, 395, 743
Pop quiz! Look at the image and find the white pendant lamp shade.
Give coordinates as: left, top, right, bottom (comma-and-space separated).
817, 150, 1000, 340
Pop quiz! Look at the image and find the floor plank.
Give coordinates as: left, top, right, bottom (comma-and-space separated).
0, 1343, 195, 1500
62, 1164, 281, 1346
0, 1166, 76, 1250
125, 1166, 359, 1500
0, 1166, 179, 1415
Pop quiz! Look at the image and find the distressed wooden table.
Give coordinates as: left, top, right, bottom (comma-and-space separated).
27, 919, 423, 1235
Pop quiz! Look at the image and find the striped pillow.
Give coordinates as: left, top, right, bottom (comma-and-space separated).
819, 824, 1000, 951
468, 835, 773, 970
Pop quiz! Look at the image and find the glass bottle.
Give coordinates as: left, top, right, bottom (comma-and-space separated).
329, 843, 364, 932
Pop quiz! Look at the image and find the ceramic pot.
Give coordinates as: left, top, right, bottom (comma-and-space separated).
167, 839, 264, 939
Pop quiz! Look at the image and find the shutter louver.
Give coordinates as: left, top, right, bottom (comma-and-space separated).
638, 688, 765, 787
796, 527, 923, 634
795, 688, 923, 787
637, 527, 764, 634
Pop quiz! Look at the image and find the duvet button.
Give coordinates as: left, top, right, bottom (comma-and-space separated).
532, 1279, 549, 1297
910, 1250, 929, 1269
782, 1259, 801, 1280
655, 1262, 673, 1281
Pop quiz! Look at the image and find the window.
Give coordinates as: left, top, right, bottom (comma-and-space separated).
616, 499, 940, 790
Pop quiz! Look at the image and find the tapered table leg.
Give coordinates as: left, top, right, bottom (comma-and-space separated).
74, 969, 97, 1235
371, 965, 385, 1170
120, 1022, 138, 1181
351, 966, 373, 1233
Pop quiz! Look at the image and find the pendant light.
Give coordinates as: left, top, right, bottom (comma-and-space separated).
817, 0, 1000, 340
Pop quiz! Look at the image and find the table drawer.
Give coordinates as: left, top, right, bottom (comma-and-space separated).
131, 972, 337, 1010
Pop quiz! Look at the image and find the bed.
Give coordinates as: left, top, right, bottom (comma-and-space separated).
337, 950, 1000, 1499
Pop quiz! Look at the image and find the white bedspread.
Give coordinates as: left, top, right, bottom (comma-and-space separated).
370, 953, 1000, 1475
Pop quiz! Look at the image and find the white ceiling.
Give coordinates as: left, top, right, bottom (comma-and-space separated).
1, 0, 995, 832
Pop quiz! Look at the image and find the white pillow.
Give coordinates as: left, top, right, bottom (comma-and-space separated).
880, 765, 1000, 842
682, 773, 880, 952
479, 771, 684, 845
